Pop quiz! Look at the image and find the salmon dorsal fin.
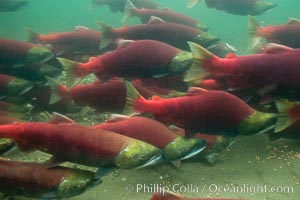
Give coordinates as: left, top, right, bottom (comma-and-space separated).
263, 43, 293, 54
225, 53, 238, 59
151, 95, 163, 100
117, 39, 135, 49
147, 16, 165, 25
74, 26, 90, 31
287, 18, 300, 24
49, 112, 75, 124
162, 7, 173, 11
106, 114, 130, 123
187, 87, 208, 96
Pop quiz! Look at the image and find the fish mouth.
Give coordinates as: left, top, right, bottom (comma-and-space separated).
135, 153, 162, 169
180, 143, 207, 160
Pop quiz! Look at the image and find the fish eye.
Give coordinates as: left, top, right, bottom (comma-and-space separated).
140, 154, 147, 160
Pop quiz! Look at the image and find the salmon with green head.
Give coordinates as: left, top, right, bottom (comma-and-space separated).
92, 115, 207, 161
58, 39, 194, 89
98, 17, 218, 50
0, 113, 163, 170
0, 159, 101, 199
125, 81, 277, 136
0, 38, 53, 69
249, 16, 300, 50
0, 74, 33, 100
185, 41, 300, 99
123, 0, 208, 30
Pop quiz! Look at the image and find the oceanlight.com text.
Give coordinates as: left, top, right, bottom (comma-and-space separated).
124, 183, 294, 196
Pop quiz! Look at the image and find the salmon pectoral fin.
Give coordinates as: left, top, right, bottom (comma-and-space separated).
95, 167, 116, 180
275, 99, 297, 132
187, 0, 201, 8
184, 42, 212, 85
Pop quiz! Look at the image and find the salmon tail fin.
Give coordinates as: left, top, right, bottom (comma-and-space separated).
124, 81, 144, 115
122, 0, 136, 23
275, 99, 298, 132
248, 16, 263, 51
151, 191, 184, 200
187, 0, 201, 8
26, 27, 41, 43
97, 21, 114, 49
184, 42, 213, 85
56, 58, 83, 89
46, 76, 65, 104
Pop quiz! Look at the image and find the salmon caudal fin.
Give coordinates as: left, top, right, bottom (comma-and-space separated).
46, 76, 68, 104
122, 0, 137, 23
248, 16, 263, 51
275, 99, 299, 132
184, 42, 213, 85
25, 27, 41, 43
56, 58, 83, 89
97, 21, 114, 49
187, 0, 201, 8
124, 81, 145, 115
150, 191, 184, 200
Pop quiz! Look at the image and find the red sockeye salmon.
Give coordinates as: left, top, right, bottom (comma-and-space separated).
125, 82, 277, 136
